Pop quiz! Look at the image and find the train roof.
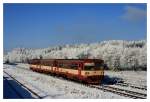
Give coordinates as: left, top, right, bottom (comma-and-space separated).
29, 59, 104, 63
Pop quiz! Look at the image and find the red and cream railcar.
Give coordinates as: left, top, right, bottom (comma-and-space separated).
28, 59, 104, 84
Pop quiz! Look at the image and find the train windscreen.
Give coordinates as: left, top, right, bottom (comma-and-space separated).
84, 62, 103, 70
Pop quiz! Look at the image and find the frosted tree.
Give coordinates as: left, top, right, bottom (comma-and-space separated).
3, 40, 147, 70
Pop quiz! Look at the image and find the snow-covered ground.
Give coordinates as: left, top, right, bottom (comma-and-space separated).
3, 64, 132, 99
105, 71, 147, 87
16, 63, 30, 68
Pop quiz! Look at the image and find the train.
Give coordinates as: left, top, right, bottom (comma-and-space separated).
28, 59, 104, 84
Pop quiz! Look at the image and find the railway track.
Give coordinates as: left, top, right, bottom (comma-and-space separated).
4, 64, 147, 99
4, 71, 43, 99
115, 82, 147, 90
88, 85, 146, 99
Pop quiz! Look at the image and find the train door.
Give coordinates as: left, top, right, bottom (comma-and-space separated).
78, 63, 82, 77
54, 60, 58, 72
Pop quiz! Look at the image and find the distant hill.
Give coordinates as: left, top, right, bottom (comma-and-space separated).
4, 40, 147, 70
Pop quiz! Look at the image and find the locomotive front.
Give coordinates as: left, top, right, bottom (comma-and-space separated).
81, 59, 104, 84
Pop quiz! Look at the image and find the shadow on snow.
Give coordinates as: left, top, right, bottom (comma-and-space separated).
101, 75, 123, 85
3, 76, 34, 99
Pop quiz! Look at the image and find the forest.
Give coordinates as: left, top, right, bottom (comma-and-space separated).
4, 40, 147, 70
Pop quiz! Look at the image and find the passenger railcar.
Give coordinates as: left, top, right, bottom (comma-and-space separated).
28, 59, 104, 84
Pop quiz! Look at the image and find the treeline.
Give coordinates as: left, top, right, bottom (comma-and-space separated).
4, 40, 147, 70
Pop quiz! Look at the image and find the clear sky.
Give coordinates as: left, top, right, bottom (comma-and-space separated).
4, 3, 147, 51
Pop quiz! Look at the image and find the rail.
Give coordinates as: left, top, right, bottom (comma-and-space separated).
116, 82, 147, 90
88, 84, 146, 99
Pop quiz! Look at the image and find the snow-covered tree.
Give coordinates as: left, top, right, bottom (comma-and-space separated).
3, 40, 147, 70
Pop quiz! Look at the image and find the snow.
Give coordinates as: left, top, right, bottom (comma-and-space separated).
16, 63, 30, 69
3, 64, 130, 99
104, 71, 147, 87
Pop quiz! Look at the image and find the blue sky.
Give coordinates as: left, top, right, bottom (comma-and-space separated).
4, 3, 147, 51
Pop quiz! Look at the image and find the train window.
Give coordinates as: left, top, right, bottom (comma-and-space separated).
84, 66, 95, 71
49, 63, 53, 66
63, 63, 69, 69
42, 61, 53, 66
84, 62, 103, 70
70, 63, 78, 70
95, 63, 103, 70
41, 61, 44, 65
84, 62, 95, 70
58, 63, 63, 67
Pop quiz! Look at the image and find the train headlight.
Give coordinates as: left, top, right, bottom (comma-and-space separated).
85, 72, 89, 75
